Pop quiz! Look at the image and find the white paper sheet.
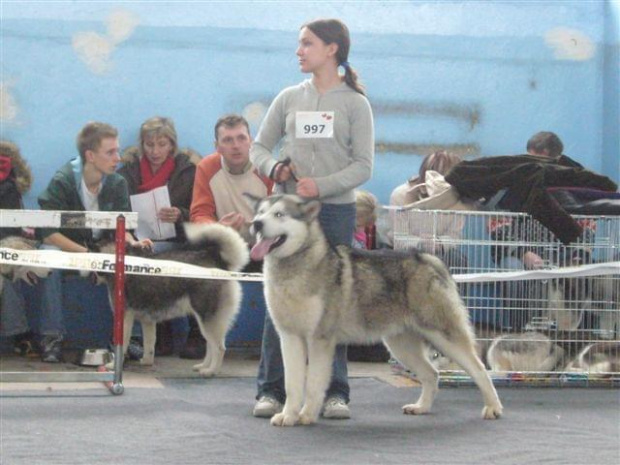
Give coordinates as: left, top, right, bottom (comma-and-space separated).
130, 186, 176, 240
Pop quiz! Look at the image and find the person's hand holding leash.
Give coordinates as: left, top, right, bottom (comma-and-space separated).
272, 157, 299, 184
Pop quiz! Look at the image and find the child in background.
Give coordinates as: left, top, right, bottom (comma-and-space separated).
353, 190, 378, 249
348, 190, 390, 363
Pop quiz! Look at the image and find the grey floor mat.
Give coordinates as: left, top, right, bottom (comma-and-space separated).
1, 378, 618, 465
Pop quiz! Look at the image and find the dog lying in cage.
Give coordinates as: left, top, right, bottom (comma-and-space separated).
486, 332, 565, 373
565, 341, 620, 375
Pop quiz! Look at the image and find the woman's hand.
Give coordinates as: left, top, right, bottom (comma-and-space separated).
296, 177, 319, 198
158, 207, 181, 223
129, 238, 154, 251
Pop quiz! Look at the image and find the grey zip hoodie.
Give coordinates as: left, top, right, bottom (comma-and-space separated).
250, 79, 374, 204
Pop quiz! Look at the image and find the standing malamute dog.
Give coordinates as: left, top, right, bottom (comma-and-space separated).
99, 223, 249, 377
248, 194, 503, 426
0, 236, 51, 293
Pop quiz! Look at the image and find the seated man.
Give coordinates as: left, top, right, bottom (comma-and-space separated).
37, 122, 150, 362
190, 114, 273, 244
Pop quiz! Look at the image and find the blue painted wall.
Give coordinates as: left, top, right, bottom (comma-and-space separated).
1, 1, 618, 206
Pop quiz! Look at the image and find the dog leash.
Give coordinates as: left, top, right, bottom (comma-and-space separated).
278, 157, 298, 194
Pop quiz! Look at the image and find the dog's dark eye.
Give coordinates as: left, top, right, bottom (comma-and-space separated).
274, 212, 285, 218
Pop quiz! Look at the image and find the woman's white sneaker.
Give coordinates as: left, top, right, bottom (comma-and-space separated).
253, 396, 283, 418
321, 397, 351, 419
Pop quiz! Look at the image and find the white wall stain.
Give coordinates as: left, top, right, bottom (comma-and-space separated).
243, 102, 267, 133
106, 9, 139, 45
72, 9, 139, 74
545, 28, 595, 61
0, 82, 19, 123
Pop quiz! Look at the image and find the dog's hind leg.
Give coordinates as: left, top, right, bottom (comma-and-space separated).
105, 309, 136, 370
424, 331, 503, 419
123, 310, 135, 359
383, 332, 439, 415
140, 320, 157, 365
192, 318, 225, 378
271, 333, 307, 427
299, 337, 337, 425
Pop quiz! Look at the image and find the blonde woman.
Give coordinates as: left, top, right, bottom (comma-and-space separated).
118, 117, 202, 358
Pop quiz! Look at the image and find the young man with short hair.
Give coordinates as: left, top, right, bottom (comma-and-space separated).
37, 121, 151, 362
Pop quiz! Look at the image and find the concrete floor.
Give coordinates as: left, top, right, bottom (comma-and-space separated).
0, 348, 410, 393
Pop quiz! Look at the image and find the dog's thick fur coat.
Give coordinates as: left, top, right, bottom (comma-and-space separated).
100, 223, 248, 376
249, 194, 503, 426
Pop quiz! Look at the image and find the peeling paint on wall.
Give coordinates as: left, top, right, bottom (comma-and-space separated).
0, 82, 19, 123
72, 8, 139, 74
242, 101, 268, 131
545, 28, 595, 61
373, 101, 481, 130
375, 141, 480, 158
72, 31, 114, 74
106, 9, 139, 44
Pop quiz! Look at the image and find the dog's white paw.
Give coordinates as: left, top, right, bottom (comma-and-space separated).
192, 362, 207, 371
402, 403, 431, 415
482, 404, 503, 419
139, 357, 154, 366
198, 367, 217, 378
299, 412, 317, 425
270, 412, 299, 427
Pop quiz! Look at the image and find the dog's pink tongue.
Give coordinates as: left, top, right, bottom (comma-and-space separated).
250, 237, 278, 261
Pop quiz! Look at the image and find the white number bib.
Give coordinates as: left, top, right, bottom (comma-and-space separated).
295, 111, 334, 139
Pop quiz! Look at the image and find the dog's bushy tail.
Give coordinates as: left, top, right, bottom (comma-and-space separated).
184, 223, 250, 272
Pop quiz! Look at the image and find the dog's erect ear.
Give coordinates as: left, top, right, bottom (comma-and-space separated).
243, 193, 263, 212
301, 199, 321, 222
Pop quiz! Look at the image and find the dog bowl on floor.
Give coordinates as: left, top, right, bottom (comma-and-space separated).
80, 349, 113, 366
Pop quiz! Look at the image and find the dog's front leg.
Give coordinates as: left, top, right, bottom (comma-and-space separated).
271, 333, 307, 427
299, 337, 336, 425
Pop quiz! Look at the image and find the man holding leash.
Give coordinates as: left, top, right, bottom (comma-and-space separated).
190, 114, 273, 244
37, 121, 151, 362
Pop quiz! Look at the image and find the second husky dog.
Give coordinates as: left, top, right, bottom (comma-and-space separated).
99, 223, 248, 376
248, 194, 503, 427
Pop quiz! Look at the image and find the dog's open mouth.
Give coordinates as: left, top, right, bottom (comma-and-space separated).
250, 234, 286, 261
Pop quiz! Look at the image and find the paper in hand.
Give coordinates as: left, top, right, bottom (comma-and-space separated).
130, 186, 177, 240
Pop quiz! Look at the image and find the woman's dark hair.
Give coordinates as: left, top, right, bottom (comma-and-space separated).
419, 150, 462, 181
303, 18, 365, 95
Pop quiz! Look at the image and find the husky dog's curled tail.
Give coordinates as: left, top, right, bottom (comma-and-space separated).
184, 223, 250, 272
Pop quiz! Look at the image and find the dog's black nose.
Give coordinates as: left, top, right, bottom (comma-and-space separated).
253, 220, 263, 233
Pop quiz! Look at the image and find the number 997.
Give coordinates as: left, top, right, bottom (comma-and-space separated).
303, 124, 325, 134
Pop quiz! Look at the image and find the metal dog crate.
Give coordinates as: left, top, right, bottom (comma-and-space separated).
391, 208, 620, 386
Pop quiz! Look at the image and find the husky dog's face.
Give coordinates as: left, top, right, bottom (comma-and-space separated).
247, 194, 321, 261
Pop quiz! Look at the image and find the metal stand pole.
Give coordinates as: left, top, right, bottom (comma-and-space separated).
110, 215, 126, 395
